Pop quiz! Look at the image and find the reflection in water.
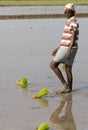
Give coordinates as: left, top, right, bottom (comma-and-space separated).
38, 98, 49, 107
23, 86, 28, 92
19, 86, 28, 93
50, 93, 76, 130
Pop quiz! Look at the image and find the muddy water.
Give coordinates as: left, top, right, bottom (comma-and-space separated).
0, 18, 88, 130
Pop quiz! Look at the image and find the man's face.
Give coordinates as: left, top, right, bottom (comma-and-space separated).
64, 11, 73, 19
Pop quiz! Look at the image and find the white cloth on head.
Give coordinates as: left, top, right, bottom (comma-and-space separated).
64, 3, 75, 12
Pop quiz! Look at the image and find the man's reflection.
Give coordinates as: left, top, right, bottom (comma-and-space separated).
50, 93, 76, 130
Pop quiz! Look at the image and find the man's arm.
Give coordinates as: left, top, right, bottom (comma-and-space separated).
51, 45, 60, 56
66, 29, 76, 59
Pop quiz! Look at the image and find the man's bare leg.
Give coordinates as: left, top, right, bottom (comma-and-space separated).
50, 61, 68, 92
65, 65, 73, 92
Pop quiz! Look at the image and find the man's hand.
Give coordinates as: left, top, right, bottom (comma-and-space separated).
51, 48, 58, 56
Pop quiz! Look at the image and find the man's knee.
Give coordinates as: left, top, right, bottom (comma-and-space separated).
66, 66, 72, 75
50, 61, 57, 70
50, 61, 53, 69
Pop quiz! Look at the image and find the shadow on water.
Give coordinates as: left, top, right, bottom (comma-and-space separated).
72, 86, 88, 92
50, 93, 77, 130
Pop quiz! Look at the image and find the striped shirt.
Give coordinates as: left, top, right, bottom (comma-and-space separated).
61, 16, 79, 47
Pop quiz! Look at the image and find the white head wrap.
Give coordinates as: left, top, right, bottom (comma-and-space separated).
64, 3, 75, 12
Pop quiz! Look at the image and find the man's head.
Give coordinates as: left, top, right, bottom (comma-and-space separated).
64, 3, 75, 18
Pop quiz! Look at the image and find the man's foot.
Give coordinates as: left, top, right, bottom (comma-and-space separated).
67, 85, 72, 93
52, 83, 69, 94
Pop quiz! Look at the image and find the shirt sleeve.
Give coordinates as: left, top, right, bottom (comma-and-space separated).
70, 21, 78, 30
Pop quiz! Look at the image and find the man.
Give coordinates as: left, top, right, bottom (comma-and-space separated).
50, 3, 79, 93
